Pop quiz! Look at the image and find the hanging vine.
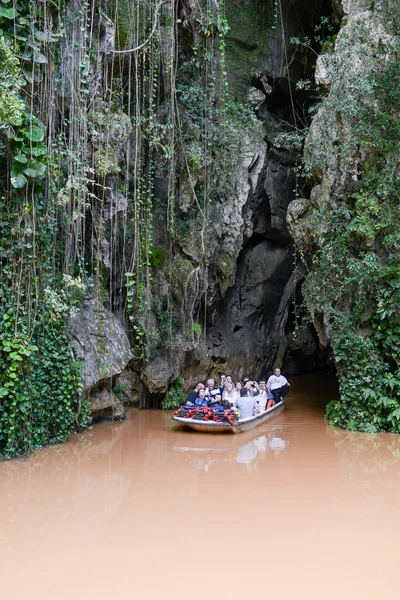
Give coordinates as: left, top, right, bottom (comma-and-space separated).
0, 0, 257, 456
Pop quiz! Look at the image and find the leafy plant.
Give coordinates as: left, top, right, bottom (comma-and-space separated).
150, 246, 166, 269
299, 11, 400, 432
161, 377, 185, 410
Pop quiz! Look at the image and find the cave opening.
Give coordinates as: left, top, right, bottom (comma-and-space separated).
202, 0, 339, 381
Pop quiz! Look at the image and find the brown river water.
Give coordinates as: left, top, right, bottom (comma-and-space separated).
1, 375, 400, 599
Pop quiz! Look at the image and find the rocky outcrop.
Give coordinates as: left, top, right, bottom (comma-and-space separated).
159, 0, 336, 385
69, 298, 133, 391
288, 0, 393, 348
116, 370, 140, 405
141, 357, 175, 394
89, 388, 125, 421
71, 0, 338, 407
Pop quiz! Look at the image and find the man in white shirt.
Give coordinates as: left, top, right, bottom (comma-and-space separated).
205, 378, 220, 401
266, 368, 290, 404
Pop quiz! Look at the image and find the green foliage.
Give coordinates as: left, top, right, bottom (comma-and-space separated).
94, 147, 120, 177
0, 0, 94, 458
8, 112, 47, 188
0, 36, 25, 127
113, 383, 129, 403
301, 14, 400, 432
192, 322, 201, 337
156, 307, 170, 341
150, 246, 166, 270
290, 16, 336, 55
161, 377, 185, 410
0, 292, 91, 459
176, 51, 259, 206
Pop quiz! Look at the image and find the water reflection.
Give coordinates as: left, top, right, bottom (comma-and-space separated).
173, 425, 288, 471
326, 425, 400, 489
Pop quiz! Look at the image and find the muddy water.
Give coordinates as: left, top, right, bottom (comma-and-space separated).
1, 375, 400, 599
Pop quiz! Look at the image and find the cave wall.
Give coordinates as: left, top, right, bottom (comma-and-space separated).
91, 0, 338, 398
32, 0, 337, 408
196, 0, 335, 382
286, 0, 400, 431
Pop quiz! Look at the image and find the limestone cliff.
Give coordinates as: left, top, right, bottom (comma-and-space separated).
1, 0, 357, 458
70, 0, 335, 405
288, 0, 400, 431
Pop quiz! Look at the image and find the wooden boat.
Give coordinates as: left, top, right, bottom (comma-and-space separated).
172, 400, 285, 433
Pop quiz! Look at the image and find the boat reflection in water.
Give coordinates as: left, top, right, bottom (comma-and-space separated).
173, 424, 287, 471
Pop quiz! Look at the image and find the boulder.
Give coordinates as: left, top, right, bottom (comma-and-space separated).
69, 298, 133, 391
141, 357, 173, 394
89, 388, 125, 421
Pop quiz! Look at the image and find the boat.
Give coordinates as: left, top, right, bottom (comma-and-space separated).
172, 400, 285, 433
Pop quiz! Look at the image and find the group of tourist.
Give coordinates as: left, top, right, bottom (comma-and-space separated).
185, 368, 290, 419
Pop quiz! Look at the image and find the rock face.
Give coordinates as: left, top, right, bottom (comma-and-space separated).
195, 0, 335, 378
69, 0, 338, 407
141, 357, 175, 394
69, 298, 133, 391
288, 0, 392, 349
116, 370, 140, 405
224, 0, 332, 96
89, 388, 126, 421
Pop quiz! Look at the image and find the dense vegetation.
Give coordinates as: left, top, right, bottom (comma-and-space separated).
298, 3, 400, 432
0, 0, 93, 457
0, 0, 259, 457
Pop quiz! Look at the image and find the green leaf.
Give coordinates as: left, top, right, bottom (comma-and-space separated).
10, 172, 28, 189
0, 6, 18, 19
33, 51, 48, 64
34, 30, 58, 43
14, 154, 28, 164
23, 160, 47, 178
27, 125, 45, 142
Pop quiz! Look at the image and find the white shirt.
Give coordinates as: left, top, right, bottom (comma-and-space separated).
255, 390, 268, 411
267, 374, 288, 391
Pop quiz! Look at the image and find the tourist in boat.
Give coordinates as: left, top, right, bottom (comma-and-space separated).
186, 383, 204, 405
194, 388, 208, 407
218, 373, 227, 394
255, 380, 269, 412
223, 382, 237, 407
210, 393, 230, 409
235, 387, 257, 419
205, 378, 220, 401
244, 379, 259, 397
243, 379, 253, 395
254, 380, 275, 412
267, 368, 290, 403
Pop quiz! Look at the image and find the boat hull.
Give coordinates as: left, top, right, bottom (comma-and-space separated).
172, 401, 285, 433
